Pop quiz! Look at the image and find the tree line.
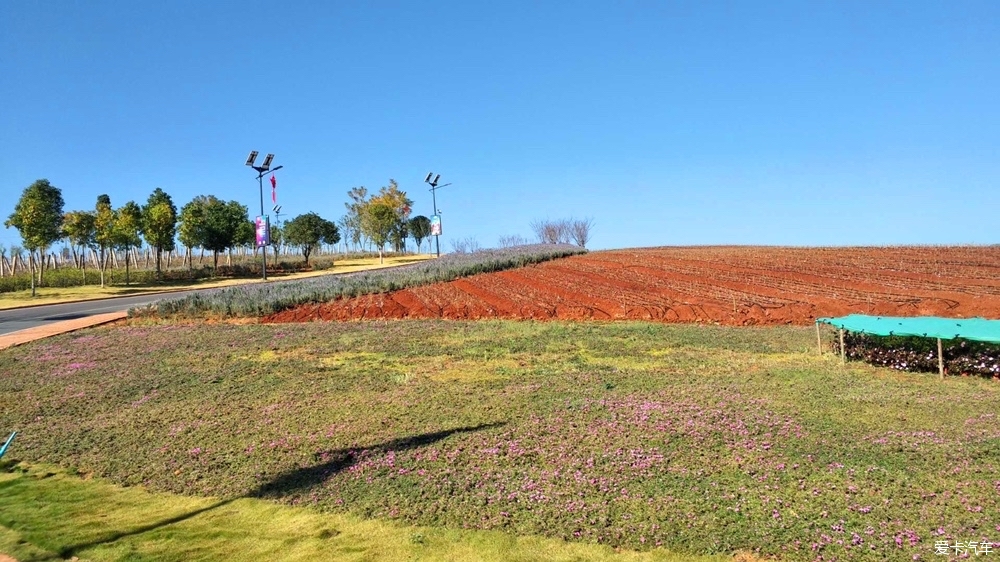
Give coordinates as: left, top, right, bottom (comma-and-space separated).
3, 178, 441, 295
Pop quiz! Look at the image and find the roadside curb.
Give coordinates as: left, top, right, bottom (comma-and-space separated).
0, 312, 128, 351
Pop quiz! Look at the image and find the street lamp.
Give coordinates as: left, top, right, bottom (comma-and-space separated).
424, 172, 452, 258
246, 151, 283, 280
272, 204, 282, 260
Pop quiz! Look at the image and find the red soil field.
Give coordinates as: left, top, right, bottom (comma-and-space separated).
263, 246, 1000, 326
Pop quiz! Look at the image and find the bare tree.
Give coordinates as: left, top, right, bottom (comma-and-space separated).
497, 234, 530, 248
570, 217, 595, 248
450, 236, 481, 254
530, 219, 571, 244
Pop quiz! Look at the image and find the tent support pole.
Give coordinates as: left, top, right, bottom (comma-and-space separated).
938, 338, 944, 379
839, 329, 845, 364
816, 322, 822, 355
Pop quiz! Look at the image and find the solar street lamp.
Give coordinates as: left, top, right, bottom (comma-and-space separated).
246, 151, 283, 280
424, 172, 452, 258
272, 204, 283, 259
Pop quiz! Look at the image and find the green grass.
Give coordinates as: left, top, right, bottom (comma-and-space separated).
1, 320, 998, 561
0, 463, 719, 562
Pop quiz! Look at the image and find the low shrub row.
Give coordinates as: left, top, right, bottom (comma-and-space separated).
834, 331, 1000, 378
136, 244, 585, 319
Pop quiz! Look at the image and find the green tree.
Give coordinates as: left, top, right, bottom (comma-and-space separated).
343, 186, 368, 251
389, 219, 408, 253
141, 188, 177, 281
408, 215, 431, 253
114, 201, 143, 285
62, 210, 96, 283
5, 179, 65, 295
268, 222, 283, 261
178, 196, 208, 273
234, 218, 255, 266
284, 212, 340, 265
94, 194, 116, 287
368, 179, 413, 257
359, 202, 397, 264
200, 198, 249, 271
322, 218, 341, 251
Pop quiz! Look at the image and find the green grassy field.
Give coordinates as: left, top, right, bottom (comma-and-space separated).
0, 463, 716, 562
1, 320, 998, 561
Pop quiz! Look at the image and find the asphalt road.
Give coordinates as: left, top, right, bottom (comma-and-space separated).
0, 260, 434, 337
0, 291, 200, 336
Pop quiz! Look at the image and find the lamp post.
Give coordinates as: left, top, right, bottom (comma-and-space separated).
245, 151, 282, 280
272, 204, 282, 262
424, 172, 452, 258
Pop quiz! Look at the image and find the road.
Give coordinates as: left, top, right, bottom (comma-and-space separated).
0, 261, 426, 337
0, 291, 204, 336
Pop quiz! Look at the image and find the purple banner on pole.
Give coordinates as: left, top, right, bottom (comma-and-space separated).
255, 216, 270, 247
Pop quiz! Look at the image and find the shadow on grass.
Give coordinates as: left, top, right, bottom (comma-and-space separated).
57, 422, 505, 558
57, 499, 235, 559
251, 421, 506, 499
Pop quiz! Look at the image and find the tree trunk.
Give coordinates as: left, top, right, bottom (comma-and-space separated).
200, 248, 205, 265
124, 246, 130, 285
155, 247, 162, 281
99, 248, 106, 288
29, 252, 36, 296
166, 249, 171, 269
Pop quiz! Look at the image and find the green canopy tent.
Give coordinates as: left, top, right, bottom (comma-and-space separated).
815, 315, 1000, 377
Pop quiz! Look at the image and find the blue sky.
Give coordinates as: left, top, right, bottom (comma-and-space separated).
2, 0, 998, 252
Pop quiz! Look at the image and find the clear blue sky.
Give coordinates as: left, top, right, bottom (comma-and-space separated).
3, 0, 998, 251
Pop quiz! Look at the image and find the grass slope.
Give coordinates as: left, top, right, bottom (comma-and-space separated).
0, 463, 714, 562
1, 320, 998, 561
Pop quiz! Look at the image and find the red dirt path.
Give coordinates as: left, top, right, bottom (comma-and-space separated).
263, 246, 1000, 326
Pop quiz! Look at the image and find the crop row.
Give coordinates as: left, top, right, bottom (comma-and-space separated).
133, 244, 586, 318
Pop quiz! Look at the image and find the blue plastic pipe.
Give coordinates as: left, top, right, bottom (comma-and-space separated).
0, 432, 16, 460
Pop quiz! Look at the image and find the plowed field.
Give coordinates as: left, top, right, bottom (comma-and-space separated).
264, 246, 1000, 326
